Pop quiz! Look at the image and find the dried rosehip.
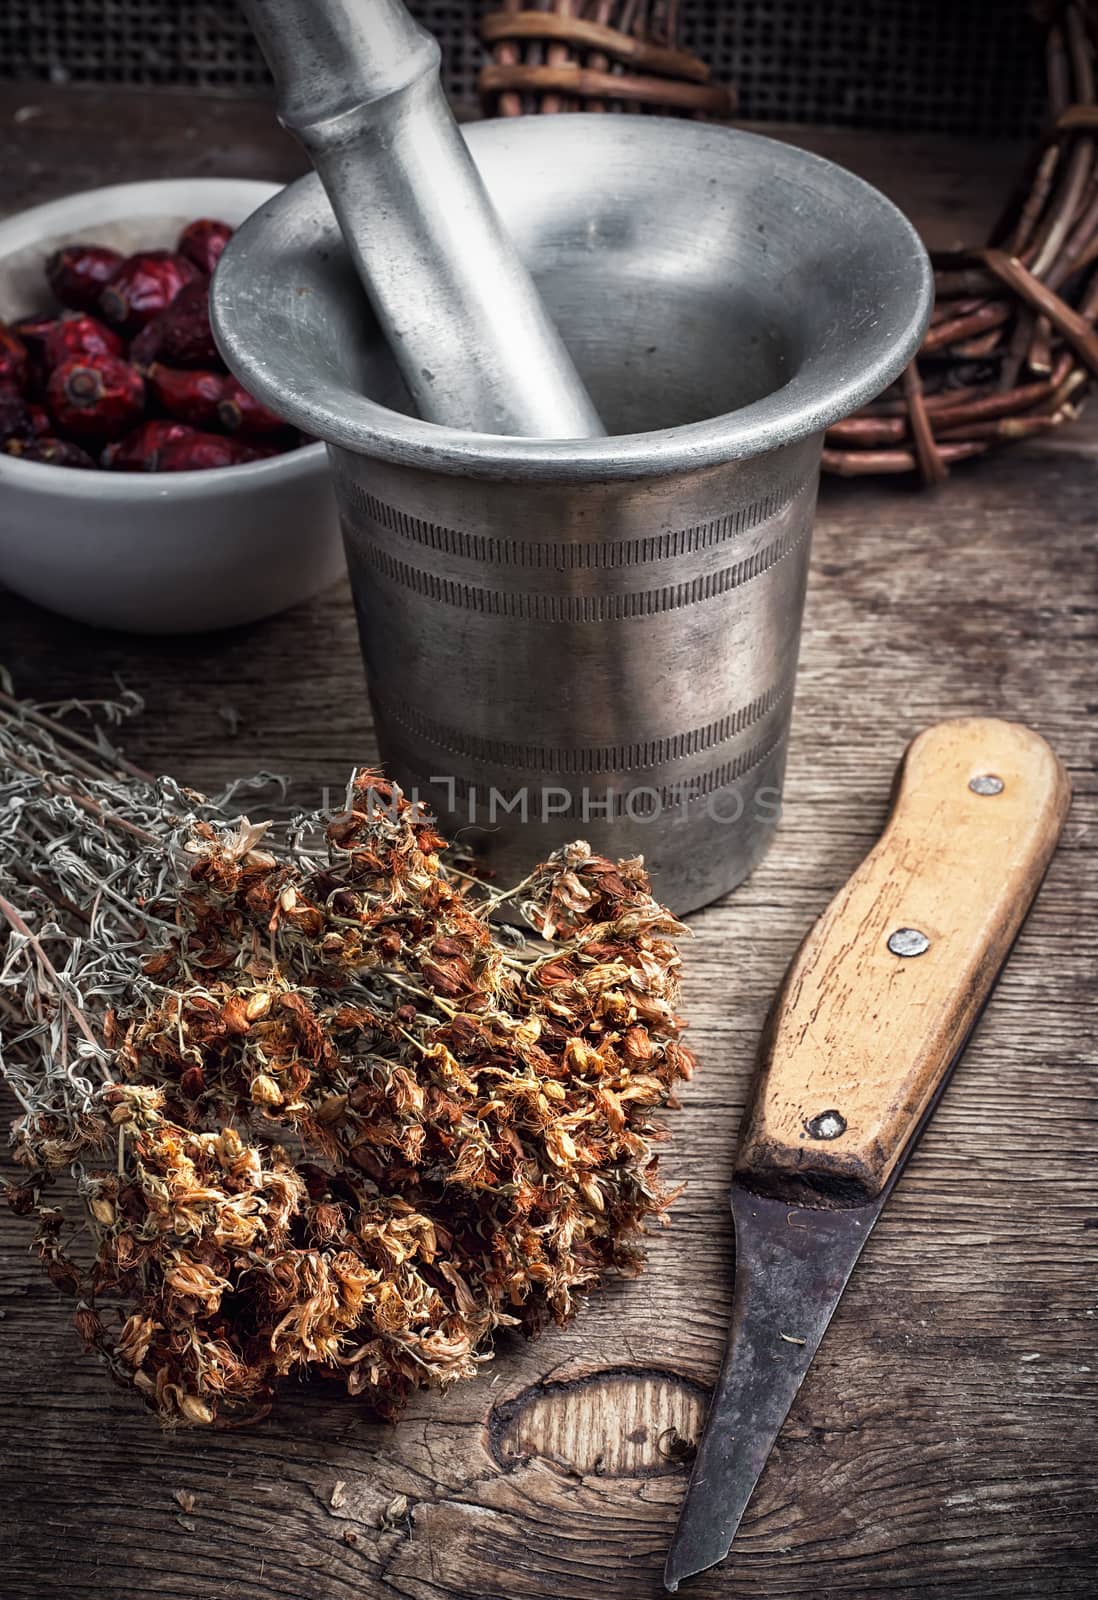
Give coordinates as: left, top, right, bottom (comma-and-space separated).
5, 435, 97, 469
155, 432, 262, 472
46, 353, 145, 441
12, 314, 55, 360
0, 322, 28, 389
148, 363, 225, 428
153, 280, 221, 368
177, 218, 233, 275
44, 313, 124, 367
10, 315, 55, 395
127, 318, 164, 368
101, 419, 196, 471
46, 244, 124, 311
217, 378, 288, 438
99, 251, 200, 333
0, 389, 32, 440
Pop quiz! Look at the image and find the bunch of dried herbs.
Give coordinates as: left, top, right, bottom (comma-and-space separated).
0, 684, 694, 1427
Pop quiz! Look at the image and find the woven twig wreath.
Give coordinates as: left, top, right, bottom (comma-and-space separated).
478, 1, 736, 119
827, 0, 1098, 481
479, 1, 1098, 483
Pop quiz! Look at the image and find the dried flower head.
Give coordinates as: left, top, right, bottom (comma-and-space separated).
0, 689, 694, 1426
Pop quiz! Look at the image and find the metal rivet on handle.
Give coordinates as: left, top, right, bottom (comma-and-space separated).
888, 927, 930, 957
969, 774, 1005, 795
805, 1110, 847, 1140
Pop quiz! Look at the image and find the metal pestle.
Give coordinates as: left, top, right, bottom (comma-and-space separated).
238, 0, 605, 438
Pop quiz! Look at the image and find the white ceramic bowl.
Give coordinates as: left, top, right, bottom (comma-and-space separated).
0, 178, 345, 633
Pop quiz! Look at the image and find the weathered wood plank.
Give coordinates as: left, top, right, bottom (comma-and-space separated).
0, 88, 1095, 1600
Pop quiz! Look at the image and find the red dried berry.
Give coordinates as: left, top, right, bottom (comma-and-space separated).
11, 316, 56, 395
0, 389, 33, 440
44, 313, 124, 367
46, 354, 145, 441
5, 435, 97, 469
127, 318, 164, 369
99, 251, 200, 333
46, 244, 124, 312
12, 314, 56, 359
148, 363, 225, 428
177, 218, 233, 276
101, 419, 196, 471
153, 280, 221, 368
28, 403, 51, 436
217, 378, 288, 438
155, 432, 262, 472
0, 323, 28, 390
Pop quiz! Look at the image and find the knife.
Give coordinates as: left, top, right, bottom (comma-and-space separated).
664, 716, 1071, 1591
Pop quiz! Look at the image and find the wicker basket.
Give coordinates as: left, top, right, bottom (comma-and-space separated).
824, 1, 1098, 480
480, 0, 1098, 482
478, 1, 736, 118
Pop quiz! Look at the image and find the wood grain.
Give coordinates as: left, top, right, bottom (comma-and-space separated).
0, 87, 1095, 1600
738, 719, 1073, 1201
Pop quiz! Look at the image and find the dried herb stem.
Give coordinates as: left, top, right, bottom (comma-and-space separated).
2, 748, 161, 848
0, 893, 109, 1063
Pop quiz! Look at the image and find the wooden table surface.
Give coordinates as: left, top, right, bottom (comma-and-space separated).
0, 88, 1095, 1600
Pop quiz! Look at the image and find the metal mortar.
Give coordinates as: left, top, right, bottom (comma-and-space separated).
213, 116, 931, 913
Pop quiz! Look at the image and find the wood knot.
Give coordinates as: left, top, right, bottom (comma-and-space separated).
488, 1366, 706, 1479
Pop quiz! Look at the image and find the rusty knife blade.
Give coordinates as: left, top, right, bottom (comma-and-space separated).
663, 1187, 885, 1591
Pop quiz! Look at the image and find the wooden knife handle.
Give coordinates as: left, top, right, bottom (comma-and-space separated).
735, 718, 1071, 1204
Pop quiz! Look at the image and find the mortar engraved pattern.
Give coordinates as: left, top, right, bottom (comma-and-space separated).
339, 469, 813, 569
371, 678, 795, 775
391, 728, 791, 820
346, 518, 811, 620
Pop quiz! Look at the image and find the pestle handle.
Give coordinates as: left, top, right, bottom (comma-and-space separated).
240, 0, 605, 439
